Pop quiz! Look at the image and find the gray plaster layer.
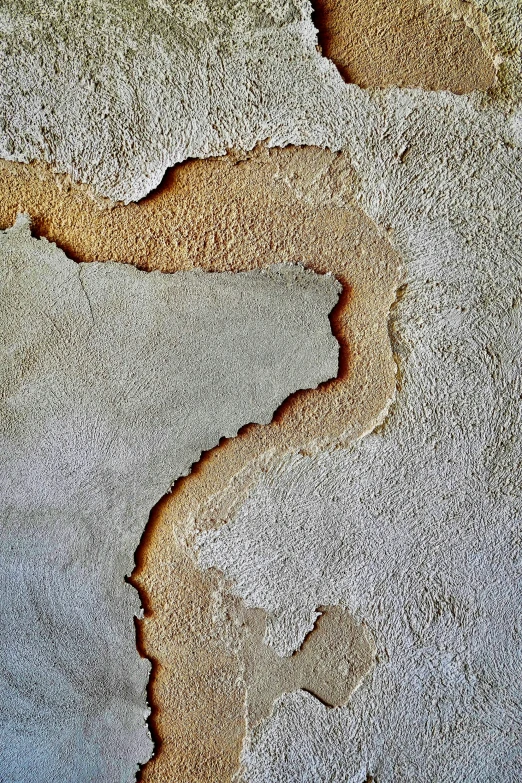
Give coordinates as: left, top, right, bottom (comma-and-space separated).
197, 53, 522, 783
0, 216, 340, 783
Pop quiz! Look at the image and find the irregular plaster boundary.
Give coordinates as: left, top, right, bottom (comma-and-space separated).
0, 0, 501, 202
0, 145, 402, 782
0, 216, 342, 783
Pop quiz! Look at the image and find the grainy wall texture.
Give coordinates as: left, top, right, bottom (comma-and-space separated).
313, 0, 499, 91
0, 0, 521, 782
0, 216, 340, 781
0, 144, 400, 782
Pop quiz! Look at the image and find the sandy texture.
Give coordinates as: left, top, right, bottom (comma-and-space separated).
90, 145, 397, 783
241, 605, 376, 730
136, 524, 375, 783
198, 84, 522, 783
0, 146, 401, 454
2, 0, 520, 779
313, 0, 498, 91
476, 0, 522, 105
0, 215, 341, 783
0, 0, 349, 201
0, 0, 500, 203
0, 146, 399, 783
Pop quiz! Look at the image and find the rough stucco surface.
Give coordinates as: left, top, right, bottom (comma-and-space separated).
1, 0, 521, 781
0, 215, 341, 783
0, 144, 400, 782
96, 146, 395, 783
136, 528, 376, 783
313, 0, 498, 91
0, 0, 500, 203
0, 0, 351, 202
197, 72, 522, 783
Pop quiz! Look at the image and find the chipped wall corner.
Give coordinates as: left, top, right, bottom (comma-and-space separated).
0, 1, 521, 782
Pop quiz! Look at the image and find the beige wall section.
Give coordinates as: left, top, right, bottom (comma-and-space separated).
136, 474, 377, 783
313, 0, 498, 92
0, 146, 400, 782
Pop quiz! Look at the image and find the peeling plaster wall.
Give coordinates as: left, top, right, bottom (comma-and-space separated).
1, 0, 521, 781
313, 0, 499, 91
0, 0, 503, 203
0, 217, 340, 782
197, 35, 522, 783
0, 0, 351, 202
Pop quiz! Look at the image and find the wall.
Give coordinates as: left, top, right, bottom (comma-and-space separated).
0, 1, 520, 781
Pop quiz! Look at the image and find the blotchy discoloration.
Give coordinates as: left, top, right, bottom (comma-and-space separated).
0, 147, 400, 783
313, 0, 498, 92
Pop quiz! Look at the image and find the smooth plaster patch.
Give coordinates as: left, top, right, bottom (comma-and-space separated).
0, 144, 401, 455
313, 0, 498, 92
0, 216, 340, 783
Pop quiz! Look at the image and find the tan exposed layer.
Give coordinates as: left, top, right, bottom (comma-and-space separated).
242, 604, 376, 730
0, 147, 400, 782
313, 0, 498, 92
135, 512, 375, 783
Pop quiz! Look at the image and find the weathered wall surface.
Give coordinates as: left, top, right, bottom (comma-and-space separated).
0, 0, 351, 202
313, 0, 499, 91
0, 0, 504, 202
0, 217, 340, 782
0, 0, 521, 782
0, 144, 401, 782
198, 23, 522, 783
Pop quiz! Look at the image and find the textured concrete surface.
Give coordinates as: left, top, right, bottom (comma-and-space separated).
198, 77, 522, 783
136, 529, 375, 783
240, 605, 376, 730
0, 143, 400, 783
0, 216, 340, 783
0, 146, 400, 455
1, 0, 521, 780
313, 0, 498, 91
96, 146, 397, 783
0, 0, 351, 201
